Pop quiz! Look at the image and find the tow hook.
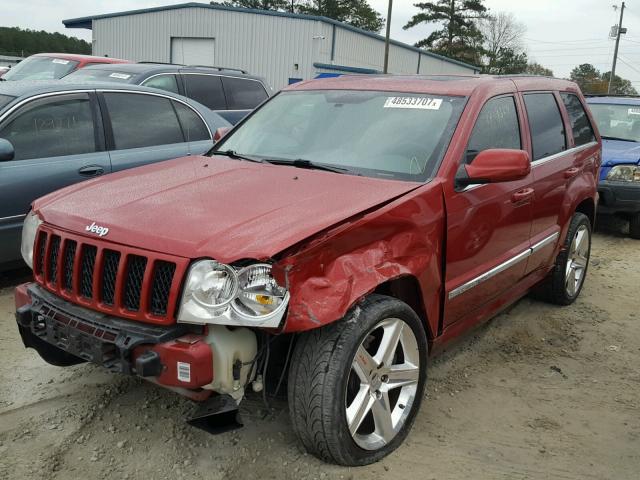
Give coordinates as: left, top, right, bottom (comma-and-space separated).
186, 394, 243, 434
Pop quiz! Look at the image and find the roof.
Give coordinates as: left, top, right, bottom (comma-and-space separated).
586, 96, 640, 105
62, 2, 478, 72
32, 52, 129, 63
74, 62, 264, 80
284, 74, 578, 96
0, 80, 189, 99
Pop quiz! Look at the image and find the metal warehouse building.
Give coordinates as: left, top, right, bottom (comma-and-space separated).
63, 2, 478, 89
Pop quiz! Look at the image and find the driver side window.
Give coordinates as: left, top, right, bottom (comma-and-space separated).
466, 96, 521, 164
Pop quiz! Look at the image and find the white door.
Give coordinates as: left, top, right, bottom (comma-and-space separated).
170, 37, 215, 66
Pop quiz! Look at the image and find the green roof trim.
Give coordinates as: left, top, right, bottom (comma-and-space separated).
62, 2, 479, 72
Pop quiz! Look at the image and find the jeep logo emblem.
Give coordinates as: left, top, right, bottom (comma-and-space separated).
85, 222, 109, 237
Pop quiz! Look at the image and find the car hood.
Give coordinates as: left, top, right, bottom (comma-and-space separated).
602, 139, 640, 166
34, 156, 420, 262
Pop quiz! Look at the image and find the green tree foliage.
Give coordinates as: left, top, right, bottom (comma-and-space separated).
483, 47, 527, 75
570, 63, 637, 95
525, 62, 554, 77
0, 27, 90, 57
404, 0, 487, 65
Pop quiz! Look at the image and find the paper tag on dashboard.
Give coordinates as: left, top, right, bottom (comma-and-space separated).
384, 97, 442, 110
628, 108, 640, 115
177, 362, 191, 382
109, 72, 131, 80
52, 59, 70, 65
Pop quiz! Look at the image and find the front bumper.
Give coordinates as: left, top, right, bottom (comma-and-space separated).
15, 283, 213, 389
598, 179, 640, 215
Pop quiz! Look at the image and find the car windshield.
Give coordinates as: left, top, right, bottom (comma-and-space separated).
0, 94, 15, 110
65, 68, 134, 83
589, 102, 640, 142
3, 56, 80, 81
215, 90, 467, 181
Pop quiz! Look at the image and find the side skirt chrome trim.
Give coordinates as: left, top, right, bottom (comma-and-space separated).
0, 213, 26, 223
448, 232, 560, 300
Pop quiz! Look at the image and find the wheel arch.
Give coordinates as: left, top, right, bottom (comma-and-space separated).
575, 196, 596, 228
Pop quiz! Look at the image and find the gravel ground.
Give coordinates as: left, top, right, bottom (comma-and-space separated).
0, 224, 638, 479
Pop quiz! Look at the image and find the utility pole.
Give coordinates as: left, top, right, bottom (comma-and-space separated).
383, 0, 393, 74
608, 1, 626, 94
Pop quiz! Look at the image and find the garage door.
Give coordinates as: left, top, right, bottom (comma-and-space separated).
170, 37, 215, 66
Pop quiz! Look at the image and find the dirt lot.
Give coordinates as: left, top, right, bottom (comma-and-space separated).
0, 225, 638, 480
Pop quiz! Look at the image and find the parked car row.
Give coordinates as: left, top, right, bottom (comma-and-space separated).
14, 73, 602, 466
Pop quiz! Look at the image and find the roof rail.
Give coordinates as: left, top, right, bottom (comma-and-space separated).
186, 65, 248, 74
585, 93, 640, 98
138, 61, 185, 66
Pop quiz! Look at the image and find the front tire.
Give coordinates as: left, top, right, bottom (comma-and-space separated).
535, 212, 591, 305
287, 294, 428, 466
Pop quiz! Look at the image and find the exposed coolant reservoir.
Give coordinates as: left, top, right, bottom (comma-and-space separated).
203, 325, 257, 398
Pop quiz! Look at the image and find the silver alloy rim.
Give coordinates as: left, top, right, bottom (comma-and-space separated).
345, 318, 420, 451
565, 225, 589, 297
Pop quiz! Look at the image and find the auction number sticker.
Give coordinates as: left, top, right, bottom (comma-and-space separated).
177, 362, 191, 382
629, 108, 640, 116
109, 72, 131, 80
52, 59, 70, 65
384, 96, 442, 110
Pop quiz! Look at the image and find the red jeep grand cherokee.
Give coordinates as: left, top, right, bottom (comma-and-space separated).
15, 75, 600, 465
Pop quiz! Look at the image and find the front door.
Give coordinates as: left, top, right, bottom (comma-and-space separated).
443, 95, 534, 327
0, 92, 110, 264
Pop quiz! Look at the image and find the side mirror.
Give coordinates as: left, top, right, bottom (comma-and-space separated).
213, 127, 231, 143
0, 139, 15, 162
456, 149, 530, 188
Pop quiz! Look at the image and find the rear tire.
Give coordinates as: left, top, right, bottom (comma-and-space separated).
287, 294, 428, 466
630, 213, 640, 240
534, 212, 591, 305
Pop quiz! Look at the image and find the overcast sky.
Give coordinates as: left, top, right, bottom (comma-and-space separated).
3, 0, 640, 85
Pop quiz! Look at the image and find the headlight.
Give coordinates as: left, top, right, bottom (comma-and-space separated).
177, 260, 289, 328
606, 165, 640, 182
21, 210, 43, 269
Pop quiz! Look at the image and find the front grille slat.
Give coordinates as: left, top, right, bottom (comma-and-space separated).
34, 227, 180, 322
123, 255, 147, 312
100, 250, 121, 306
80, 245, 97, 299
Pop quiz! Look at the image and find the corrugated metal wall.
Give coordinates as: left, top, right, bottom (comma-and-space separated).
91, 6, 475, 89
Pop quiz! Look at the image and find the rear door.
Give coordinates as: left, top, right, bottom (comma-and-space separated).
99, 91, 190, 171
444, 94, 534, 327
180, 73, 228, 110
0, 92, 110, 263
220, 76, 269, 122
524, 92, 598, 274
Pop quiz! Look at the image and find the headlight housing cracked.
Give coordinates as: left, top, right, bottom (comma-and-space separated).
177, 260, 289, 328
21, 210, 43, 269
606, 165, 640, 182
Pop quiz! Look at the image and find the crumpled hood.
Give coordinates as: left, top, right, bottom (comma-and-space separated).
34, 155, 420, 262
602, 139, 640, 166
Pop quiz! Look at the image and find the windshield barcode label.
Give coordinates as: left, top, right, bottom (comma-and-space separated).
629, 108, 640, 115
109, 72, 131, 79
384, 97, 442, 110
177, 362, 191, 382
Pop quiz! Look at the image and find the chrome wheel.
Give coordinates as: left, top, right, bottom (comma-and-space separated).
345, 318, 420, 451
565, 224, 589, 297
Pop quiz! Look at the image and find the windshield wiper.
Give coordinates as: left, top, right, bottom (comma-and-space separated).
263, 158, 351, 174
601, 135, 636, 142
212, 149, 263, 163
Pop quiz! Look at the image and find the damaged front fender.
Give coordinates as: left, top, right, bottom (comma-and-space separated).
274, 183, 445, 336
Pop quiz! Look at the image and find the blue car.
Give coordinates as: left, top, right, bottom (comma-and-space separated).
0, 81, 230, 267
587, 96, 640, 238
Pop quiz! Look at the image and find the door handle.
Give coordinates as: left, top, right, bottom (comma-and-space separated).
564, 167, 581, 179
511, 188, 534, 204
78, 165, 105, 177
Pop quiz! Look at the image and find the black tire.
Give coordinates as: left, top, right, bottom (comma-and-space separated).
287, 294, 428, 466
534, 212, 591, 305
630, 213, 640, 240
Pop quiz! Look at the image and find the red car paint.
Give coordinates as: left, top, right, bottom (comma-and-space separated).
24, 75, 600, 354
31, 53, 130, 72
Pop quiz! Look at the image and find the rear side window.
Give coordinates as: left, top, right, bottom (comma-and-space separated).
523, 93, 566, 161
222, 77, 268, 109
173, 101, 210, 141
142, 74, 180, 95
466, 96, 521, 163
182, 74, 226, 110
0, 93, 95, 160
560, 93, 596, 146
103, 93, 184, 150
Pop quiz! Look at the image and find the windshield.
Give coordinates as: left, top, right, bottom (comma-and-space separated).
0, 94, 15, 110
215, 90, 467, 181
65, 68, 134, 83
3, 56, 79, 81
589, 103, 640, 142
